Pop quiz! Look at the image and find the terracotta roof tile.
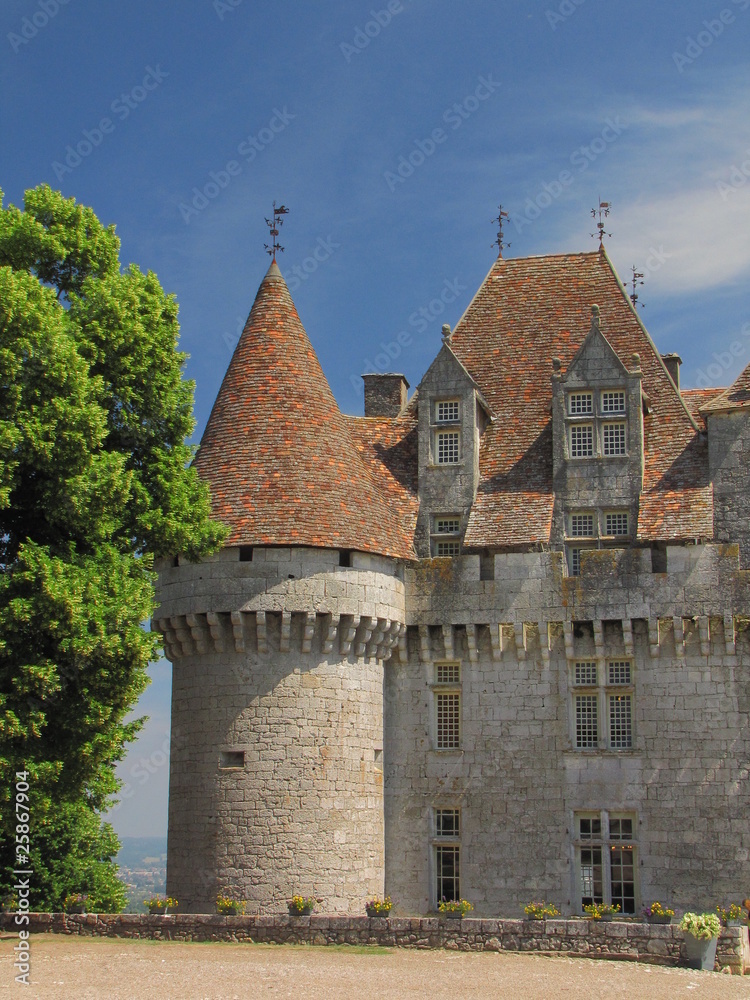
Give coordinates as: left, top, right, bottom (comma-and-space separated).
194, 261, 416, 560
449, 250, 712, 546
700, 360, 750, 413
681, 388, 725, 429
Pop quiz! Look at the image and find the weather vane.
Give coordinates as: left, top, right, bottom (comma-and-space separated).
630, 265, 645, 309
492, 205, 510, 258
590, 199, 612, 247
264, 201, 290, 260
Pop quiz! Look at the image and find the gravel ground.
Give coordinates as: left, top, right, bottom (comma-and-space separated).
3, 936, 750, 999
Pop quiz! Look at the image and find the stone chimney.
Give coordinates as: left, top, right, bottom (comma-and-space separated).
661, 353, 682, 391
362, 373, 409, 417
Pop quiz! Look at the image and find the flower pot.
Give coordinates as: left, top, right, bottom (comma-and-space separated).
289, 906, 312, 916
66, 905, 86, 915
149, 906, 167, 915
366, 908, 389, 918
683, 934, 718, 971
444, 910, 463, 919
728, 919, 744, 927
599, 915, 614, 922
648, 915, 672, 925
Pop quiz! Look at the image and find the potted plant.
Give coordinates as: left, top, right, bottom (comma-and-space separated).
1, 893, 18, 913
524, 901, 560, 920
438, 898, 473, 919
216, 894, 246, 915
680, 911, 722, 971
583, 902, 620, 922
365, 895, 392, 917
287, 895, 315, 916
716, 903, 746, 927
63, 893, 88, 914
642, 901, 674, 924
144, 895, 177, 915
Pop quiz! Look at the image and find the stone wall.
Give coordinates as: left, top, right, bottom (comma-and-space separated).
708, 409, 750, 570
7, 914, 748, 974
154, 547, 405, 914
385, 543, 750, 916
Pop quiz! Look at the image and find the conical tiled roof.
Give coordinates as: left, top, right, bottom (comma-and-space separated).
194, 261, 416, 560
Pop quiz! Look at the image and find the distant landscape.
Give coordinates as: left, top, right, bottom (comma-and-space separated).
116, 837, 167, 912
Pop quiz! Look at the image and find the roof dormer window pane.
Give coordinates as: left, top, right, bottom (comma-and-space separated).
601, 390, 626, 414
435, 400, 460, 423
568, 392, 593, 415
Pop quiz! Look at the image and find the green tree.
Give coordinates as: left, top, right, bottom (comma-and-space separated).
0, 185, 226, 909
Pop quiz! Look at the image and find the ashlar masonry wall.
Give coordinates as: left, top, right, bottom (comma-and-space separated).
154, 546, 405, 914
385, 544, 750, 917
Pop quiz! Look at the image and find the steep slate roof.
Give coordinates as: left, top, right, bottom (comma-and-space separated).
447, 250, 713, 546
194, 261, 416, 560
700, 361, 750, 413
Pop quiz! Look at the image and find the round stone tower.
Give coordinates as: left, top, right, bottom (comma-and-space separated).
154, 262, 413, 913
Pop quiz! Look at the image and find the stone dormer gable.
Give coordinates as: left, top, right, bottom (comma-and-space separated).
700, 359, 750, 415
550, 305, 645, 570
414, 327, 492, 558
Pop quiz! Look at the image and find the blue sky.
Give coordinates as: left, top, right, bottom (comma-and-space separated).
2, 0, 749, 838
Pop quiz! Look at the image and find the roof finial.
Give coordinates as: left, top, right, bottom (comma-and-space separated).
629, 265, 645, 309
264, 201, 290, 260
492, 205, 510, 258
442, 323, 452, 343
590, 199, 611, 248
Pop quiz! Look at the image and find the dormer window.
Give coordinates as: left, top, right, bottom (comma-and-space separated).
602, 423, 627, 456
570, 424, 594, 458
431, 515, 461, 555
601, 390, 625, 414
435, 430, 460, 464
570, 513, 594, 537
568, 392, 593, 415
604, 511, 629, 536
435, 399, 460, 423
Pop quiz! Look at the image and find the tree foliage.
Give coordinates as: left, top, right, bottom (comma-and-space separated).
0, 185, 226, 908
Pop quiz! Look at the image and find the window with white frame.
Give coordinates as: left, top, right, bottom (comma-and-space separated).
574, 811, 637, 914
604, 511, 629, 536
431, 515, 461, 557
435, 430, 460, 464
570, 660, 634, 750
602, 422, 627, 456
570, 424, 594, 458
601, 390, 626, 414
434, 808, 461, 904
435, 399, 460, 423
568, 392, 593, 415
433, 662, 461, 750
569, 513, 594, 537
568, 546, 584, 576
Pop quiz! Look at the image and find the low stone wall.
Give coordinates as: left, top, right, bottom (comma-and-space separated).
4, 914, 749, 974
